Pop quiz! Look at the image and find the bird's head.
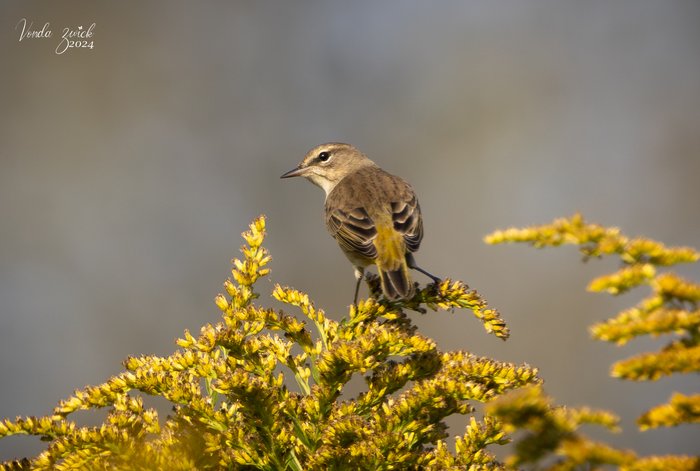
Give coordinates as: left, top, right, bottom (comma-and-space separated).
281, 142, 375, 195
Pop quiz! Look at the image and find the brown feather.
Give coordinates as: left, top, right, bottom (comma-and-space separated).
325, 166, 422, 299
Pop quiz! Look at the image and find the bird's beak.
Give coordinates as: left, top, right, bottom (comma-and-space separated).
280, 166, 306, 179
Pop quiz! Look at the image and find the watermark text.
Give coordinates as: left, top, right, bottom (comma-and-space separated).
15, 18, 95, 54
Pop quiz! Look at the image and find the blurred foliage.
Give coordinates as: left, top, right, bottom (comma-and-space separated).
487, 213, 700, 469
487, 385, 636, 470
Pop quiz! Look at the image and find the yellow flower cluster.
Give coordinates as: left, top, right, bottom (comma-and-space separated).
487, 214, 700, 466
611, 340, 700, 381
1, 216, 538, 470
376, 276, 511, 340
485, 213, 698, 266
622, 455, 700, 471
487, 385, 634, 469
638, 393, 700, 430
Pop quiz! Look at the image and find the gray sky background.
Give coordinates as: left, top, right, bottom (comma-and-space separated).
1, 1, 699, 460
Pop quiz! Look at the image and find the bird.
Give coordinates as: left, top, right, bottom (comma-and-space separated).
281, 142, 439, 304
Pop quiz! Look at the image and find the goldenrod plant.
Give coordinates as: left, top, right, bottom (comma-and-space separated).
486, 214, 700, 470
1, 216, 539, 470
3, 214, 696, 470
487, 385, 635, 470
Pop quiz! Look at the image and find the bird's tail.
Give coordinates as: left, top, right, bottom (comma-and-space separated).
378, 263, 413, 300
375, 225, 414, 300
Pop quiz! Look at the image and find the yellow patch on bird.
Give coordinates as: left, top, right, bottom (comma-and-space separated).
374, 224, 405, 271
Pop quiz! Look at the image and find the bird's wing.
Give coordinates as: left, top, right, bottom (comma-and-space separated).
326, 206, 378, 259
391, 194, 423, 253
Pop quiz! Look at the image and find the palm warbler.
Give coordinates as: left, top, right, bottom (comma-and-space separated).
281, 142, 439, 304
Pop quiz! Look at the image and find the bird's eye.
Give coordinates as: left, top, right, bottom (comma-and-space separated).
318, 151, 331, 162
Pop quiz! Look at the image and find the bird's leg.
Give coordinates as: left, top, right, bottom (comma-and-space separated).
406, 254, 441, 284
353, 267, 364, 306
412, 265, 441, 283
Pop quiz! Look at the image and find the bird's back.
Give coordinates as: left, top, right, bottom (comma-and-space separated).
325, 165, 424, 299
325, 166, 416, 222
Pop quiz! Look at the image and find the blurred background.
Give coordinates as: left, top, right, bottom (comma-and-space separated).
1, 0, 699, 460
